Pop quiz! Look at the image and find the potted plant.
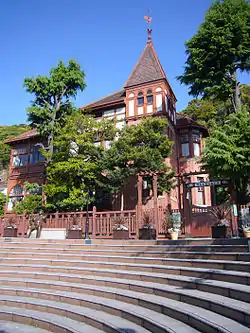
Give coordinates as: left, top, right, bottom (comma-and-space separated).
3, 218, 18, 237
139, 210, 156, 240
113, 216, 129, 239
209, 205, 231, 238
168, 227, 180, 240
67, 216, 82, 239
163, 212, 181, 240
242, 224, 250, 238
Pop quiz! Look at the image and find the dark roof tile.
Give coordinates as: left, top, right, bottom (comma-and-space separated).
83, 90, 125, 109
5, 129, 38, 144
124, 42, 166, 87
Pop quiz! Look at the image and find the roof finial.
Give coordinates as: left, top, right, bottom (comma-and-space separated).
144, 9, 152, 44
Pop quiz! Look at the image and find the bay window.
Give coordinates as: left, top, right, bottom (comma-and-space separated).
192, 131, 201, 157
12, 147, 28, 167
30, 145, 45, 164
180, 132, 190, 157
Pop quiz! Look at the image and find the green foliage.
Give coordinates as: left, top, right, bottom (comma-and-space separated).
202, 109, 250, 204
0, 124, 30, 142
178, 0, 250, 109
181, 99, 216, 126
0, 124, 30, 170
14, 194, 42, 215
13, 182, 42, 214
182, 84, 250, 126
24, 59, 86, 164
102, 117, 175, 195
0, 193, 6, 215
43, 112, 116, 212
241, 84, 250, 108
23, 182, 41, 194
0, 142, 11, 170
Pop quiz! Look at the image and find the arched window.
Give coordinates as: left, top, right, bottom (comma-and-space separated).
10, 184, 24, 196
146, 89, 153, 104
7, 185, 24, 211
137, 92, 144, 105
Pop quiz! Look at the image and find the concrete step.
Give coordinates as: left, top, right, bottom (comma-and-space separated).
1, 282, 250, 327
0, 268, 250, 302
0, 306, 104, 333
0, 237, 248, 245
0, 321, 51, 333
1, 290, 249, 333
1, 237, 249, 332
1, 244, 248, 252
1, 250, 250, 271
0, 248, 249, 261
0, 295, 201, 333
0, 260, 249, 285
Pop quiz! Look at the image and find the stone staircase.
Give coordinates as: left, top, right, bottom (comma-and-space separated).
0, 238, 250, 333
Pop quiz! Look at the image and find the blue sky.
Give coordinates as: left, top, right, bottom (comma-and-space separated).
1, 0, 249, 125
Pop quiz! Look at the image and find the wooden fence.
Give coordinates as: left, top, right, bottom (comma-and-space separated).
3, 203, 245, 239
0, 207, 138, 239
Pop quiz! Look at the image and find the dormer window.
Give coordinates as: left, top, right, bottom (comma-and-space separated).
146, 89, 153, 103
137, 92, 144, 105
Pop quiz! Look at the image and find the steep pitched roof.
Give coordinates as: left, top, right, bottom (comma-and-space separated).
5, 129, 38, 144
83, 90, 126, 110
124, 42, 166, 88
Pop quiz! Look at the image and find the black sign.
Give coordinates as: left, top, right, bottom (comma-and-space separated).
186, 180, 230, 189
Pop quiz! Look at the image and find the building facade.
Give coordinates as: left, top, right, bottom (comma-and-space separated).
5, 33, 210, 219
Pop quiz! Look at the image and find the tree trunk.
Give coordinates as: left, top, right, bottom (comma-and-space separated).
232, 70, 241, 112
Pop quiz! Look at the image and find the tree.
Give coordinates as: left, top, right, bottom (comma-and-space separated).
0, 193, 6, 216
182, 84, 250, 126
24, 59, 86, 166
178, 0, 250, 111
202, 109, 250, 204
14, 194, 42, 215
181, 99, 216, 126
43, 112, 115, 212
241, 84, 250, 109
102, 117, 175, 199
0, 124, 30, 170
13, 183, 42, 214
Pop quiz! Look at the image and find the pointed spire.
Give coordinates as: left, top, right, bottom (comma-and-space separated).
144, 9, 152, 44
124, 42, 166, 88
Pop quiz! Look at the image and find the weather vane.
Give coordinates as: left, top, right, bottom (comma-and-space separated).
144, 9, 152, 43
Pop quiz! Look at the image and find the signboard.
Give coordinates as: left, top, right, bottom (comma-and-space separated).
186, 180, 230, 189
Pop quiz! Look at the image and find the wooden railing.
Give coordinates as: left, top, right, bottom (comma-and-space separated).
0, 214, 28, 238
0, 206, 183, 239
0, 208, 137, 239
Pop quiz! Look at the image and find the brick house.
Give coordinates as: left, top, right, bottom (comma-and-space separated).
5, 33, 210, 223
